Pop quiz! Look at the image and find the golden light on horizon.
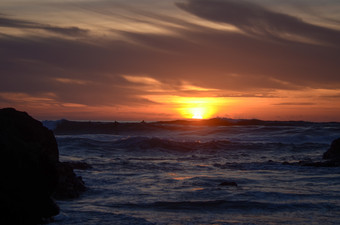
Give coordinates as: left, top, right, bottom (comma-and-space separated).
174, 97, 225, 119
191, 107, 204, 119
142, 94, 239, 120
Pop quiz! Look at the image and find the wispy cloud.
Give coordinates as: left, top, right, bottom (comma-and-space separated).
54, 78, 89, 85
0, 15, 89, 36
273, 102, 315, 106
122, 75, 162, 86
1, 0, 340, 120
176, 0, 340, 46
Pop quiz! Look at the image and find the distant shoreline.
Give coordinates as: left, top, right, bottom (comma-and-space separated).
43, 118, 340, 135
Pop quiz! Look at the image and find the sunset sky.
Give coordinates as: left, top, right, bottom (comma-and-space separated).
1, 0, 340, 121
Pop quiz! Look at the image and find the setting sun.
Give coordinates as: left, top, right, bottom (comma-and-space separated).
172, 97, 227, 119
191, 108, 204, 119
140, 95, 234, 120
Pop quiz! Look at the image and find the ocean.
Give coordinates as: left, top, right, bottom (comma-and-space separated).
48, 120, 340, 225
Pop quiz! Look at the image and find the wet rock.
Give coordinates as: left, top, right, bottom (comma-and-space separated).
280, 138, 340, 168
53, 162, 87, 199
0, 108, 60, 224
219, 181, 238, 187
0, 108, 87, 224
62, 161, 92, 170
323, 138, 340, 161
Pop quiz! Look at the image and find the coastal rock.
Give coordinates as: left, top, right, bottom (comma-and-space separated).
0, 108, 60, 224
323, 138, 340, 161
282, 138, 340, 168
0, 108, 87, 224
53, 162, 87, 199
62, 161, 93, 170
219, 181, 238, 187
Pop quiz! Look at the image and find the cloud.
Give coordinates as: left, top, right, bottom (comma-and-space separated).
118, 24, 340, 89
1, 1, 340, 118
272, 102, 315, 106
122, 75, 162, 86
54, 78, 89, 85
0, 15, 88, 36
1, 24, 340, 109
320, 94, 340, 99
176, 0, 340, 47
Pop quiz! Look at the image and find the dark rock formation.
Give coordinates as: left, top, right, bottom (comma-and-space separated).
53, 162, 87, 199
0, 108, 87, 224
219, 181, 238, 187
0, 108, 60, 224
282, 138, 340, 168
323, 138, 340, 161
62, 161, 92, 170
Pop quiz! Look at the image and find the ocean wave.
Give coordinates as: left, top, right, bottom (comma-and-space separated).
57, 137, 115, 150
113, 137, 233, 152
56, 136, 328, 153
110, 199, 336, 212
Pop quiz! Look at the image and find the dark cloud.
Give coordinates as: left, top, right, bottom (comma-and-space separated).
1, 24, 340, 107
0, 1, 339, 120
273, 102, 315, 106
0, 15, 88, 36
120, 27, 340, 89
1, 2, 340, 111
176, 0, 340, 47
320, 94, 340, 99
217, 92, 278, 98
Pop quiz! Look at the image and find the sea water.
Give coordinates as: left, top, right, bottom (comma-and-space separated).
50, 123, 340, 224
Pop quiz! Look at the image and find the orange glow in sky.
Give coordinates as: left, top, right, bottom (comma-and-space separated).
174, 97, 226, 119
1, 0, 340, 122
191, 108, 204, 119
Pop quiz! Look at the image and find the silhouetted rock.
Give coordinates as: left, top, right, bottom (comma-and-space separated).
53, 162, 87, 199
62, 161, 92, 170
323, 138, 340, 161
0, 108, 87, 224
219, 181, 238, 187
281, 139, 340, 168
0, 108, 60, 224
54, 161, 90, 199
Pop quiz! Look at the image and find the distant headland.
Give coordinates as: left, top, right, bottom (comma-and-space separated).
44, 117, 338, 135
